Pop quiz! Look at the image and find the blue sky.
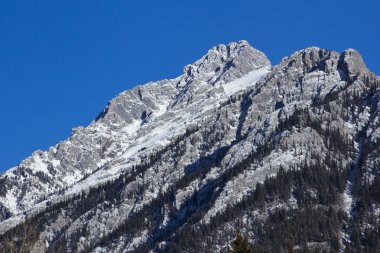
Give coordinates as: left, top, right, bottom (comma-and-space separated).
0, 0, 379, 171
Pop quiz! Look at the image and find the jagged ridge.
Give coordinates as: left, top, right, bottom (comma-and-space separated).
0, 41, 379, 253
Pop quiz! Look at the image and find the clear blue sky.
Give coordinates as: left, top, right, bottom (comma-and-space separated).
0, 0, 379, 171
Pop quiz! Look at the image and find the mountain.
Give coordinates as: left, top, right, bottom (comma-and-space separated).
0, 40, 379, 253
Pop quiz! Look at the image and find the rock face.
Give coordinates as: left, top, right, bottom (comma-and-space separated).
0, 41, 379, 253
339, 48, 369, 79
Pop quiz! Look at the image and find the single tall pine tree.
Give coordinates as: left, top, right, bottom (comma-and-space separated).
229, 230, 252, 253
287, 244, 294, 253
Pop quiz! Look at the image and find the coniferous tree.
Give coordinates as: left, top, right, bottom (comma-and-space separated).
287, 244, 294, 253
229, 230, 252, 253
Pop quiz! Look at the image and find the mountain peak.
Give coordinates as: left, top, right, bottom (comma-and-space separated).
338, 48, 368, 79
179, 40, 270, 86
212, 40, 251, 58
168, 40, 271, 108
279, 47, 340, 73
95, 40, 271, 124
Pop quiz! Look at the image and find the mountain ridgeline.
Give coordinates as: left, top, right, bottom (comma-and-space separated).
0, 41, 379, 253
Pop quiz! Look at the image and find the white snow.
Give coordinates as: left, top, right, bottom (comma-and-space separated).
222, 66, 270, 96
4, 190, 18, 214
30, 153, 49, 175
51, 159, 60, 167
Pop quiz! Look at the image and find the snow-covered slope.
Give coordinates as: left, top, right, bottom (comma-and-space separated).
0, 40, 379, 253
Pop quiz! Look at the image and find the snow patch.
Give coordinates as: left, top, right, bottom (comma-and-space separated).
223, 66, 270, 96
30, 153, 49, 175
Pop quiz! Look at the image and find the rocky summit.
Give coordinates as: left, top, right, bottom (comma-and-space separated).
0, 40, 379, 253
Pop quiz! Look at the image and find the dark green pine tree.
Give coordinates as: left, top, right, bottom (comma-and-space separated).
287, 244, 294, 253
229, 230, 252, 253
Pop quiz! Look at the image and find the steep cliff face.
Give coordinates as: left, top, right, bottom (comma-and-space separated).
0, 41, 379, 253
